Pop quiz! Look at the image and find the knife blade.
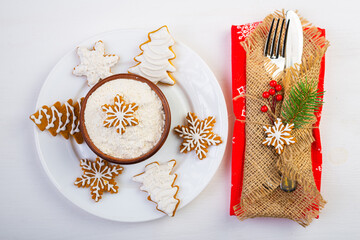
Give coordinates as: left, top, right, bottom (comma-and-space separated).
285, 10, 303, 68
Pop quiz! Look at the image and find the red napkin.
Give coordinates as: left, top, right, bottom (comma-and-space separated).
230, 23, 326, 215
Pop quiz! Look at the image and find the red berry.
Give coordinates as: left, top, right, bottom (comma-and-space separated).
276, 95, 283, 101
275, 84, 282, 92
270, 80, 277, 87
261, 105, 268, 112
262, 91, 270, 98
269, 88, 276, 95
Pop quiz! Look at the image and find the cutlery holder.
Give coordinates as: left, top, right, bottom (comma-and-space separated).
231, 10, 329, 227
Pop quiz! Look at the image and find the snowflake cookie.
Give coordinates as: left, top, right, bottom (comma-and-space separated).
174, 112, 222, 160
29, 98, 84, 144
262, 118, 296, 154
133, 160, 180, 217
101, 94, 139, 134
128, 25, 176, 85
74, 158, 124, 202
73, 40, 119, 86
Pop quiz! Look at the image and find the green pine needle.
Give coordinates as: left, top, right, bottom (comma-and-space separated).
281, 78, 324, 129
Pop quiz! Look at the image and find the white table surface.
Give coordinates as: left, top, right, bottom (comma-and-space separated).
1, 0, 359, 239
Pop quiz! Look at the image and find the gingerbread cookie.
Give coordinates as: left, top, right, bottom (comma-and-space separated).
101, 94, 139, 134
174, 112, 222, 160
128, 26, 176, 85
29, 98, 84, 144
74, 158, 123, 202
133, 160, 180, 217
262, 118, 296, 154
73, 40, 119, 86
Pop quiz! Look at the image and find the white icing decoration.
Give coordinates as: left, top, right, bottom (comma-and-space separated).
262, 118, 296, 154
30, 107, 50, 125
73, 41, 119, 86
64, 102, 76, 134
174, 112, 222, 160
49, 106, 63, 133
128, 26, 176, 85
74, 158, 123, 202
133, 160, 179, 216
73, 98, 82, 133
31, 98, 82, 135
101, 95, 138, 134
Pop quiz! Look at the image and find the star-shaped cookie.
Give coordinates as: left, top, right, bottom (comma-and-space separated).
174, 112, 222, 160
101, 94, 139, 134
73, 40, 119, 86
262, 118, 296, 154
74, 158, 124, 202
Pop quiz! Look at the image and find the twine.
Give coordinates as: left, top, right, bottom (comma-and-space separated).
234, 94, 319, 129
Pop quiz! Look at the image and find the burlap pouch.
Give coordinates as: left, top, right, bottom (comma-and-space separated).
233, 10, 329, 227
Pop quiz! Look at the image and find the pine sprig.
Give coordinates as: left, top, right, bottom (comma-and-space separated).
281, 79, 324, 128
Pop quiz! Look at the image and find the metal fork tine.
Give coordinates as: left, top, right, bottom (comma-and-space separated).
270, 19, 280, 58
264, 18, 275, 56
275, 19, 285, 58
282, 19, 290, 57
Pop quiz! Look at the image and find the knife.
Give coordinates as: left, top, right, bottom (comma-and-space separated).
285, 10, 303, 68
280, 10, 303, 192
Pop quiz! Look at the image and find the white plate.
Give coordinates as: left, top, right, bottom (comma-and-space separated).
34, 29, 228, 222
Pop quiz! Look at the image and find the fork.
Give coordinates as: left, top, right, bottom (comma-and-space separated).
264, 18, 290, 78
264, 18, 297, 192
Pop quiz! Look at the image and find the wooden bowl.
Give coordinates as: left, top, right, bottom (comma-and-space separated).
79, 73, 171, 165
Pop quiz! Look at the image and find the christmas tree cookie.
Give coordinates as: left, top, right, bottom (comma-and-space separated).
128, 26, 176, 85
133, 160, 180, 217
29, 98, 84, 144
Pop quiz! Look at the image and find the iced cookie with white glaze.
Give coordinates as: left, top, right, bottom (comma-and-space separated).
174, 112, 222, 160
73, 40, 119, 86
133, 160, 180, 217
101, 94, 139, 134
29, 98, 84, 144
74, 157, 124, 202
128, 26, 176, 85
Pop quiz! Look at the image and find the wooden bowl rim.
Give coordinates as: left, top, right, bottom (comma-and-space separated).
79, 73, 171, 165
